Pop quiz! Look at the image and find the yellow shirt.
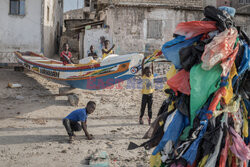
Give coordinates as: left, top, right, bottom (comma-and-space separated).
142, 74, 154, 94
102, 48, 113, 59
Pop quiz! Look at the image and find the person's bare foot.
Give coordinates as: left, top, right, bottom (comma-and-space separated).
148, 118, 151, 125
68, 136, 74, 143
139, 118, 144, 125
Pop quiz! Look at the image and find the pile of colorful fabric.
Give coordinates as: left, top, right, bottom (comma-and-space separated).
133, 6, 250, 167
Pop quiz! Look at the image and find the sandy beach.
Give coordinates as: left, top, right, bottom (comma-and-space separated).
0, 68, 166, 167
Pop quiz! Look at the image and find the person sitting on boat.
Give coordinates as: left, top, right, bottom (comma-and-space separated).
102, 40, 115, 59
62, 101, 96, 143
88, 45, 98, 60
60, 43, 73, 65
139, 57, 154, 125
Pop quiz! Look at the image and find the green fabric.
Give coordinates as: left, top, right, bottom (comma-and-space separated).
234, 37, 239, 48
181, 63, 222, 140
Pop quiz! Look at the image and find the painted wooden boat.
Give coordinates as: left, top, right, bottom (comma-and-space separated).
15, 51, 144, 90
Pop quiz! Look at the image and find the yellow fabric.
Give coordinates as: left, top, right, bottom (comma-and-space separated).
159, 120, 164, 126
223, 63, 237, 104
163, 64, 176, 111
102, 48, 113, 59
142, 74, 154, 94
198, 155, 209, 167
163, 64, 176, 95
213, 96, 240, 117
150, 153, 161, 167
242, 100, 249, 138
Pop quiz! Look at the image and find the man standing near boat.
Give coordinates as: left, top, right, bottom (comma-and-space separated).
60, 43, 73, 65
102, 40, 115, 59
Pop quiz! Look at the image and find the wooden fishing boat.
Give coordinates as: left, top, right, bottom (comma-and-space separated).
14, 51, 144, 90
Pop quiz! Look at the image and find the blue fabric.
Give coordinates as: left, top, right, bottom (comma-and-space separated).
162, 35, 202, 69
182, 120, 208, 165
65, 108, 87, 122
152, 110, 187, 155
218, 6, 236, 17
233, 43, 250, 85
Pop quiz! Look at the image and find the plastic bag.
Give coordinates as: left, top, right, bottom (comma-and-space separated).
201, 28, 238, 70
203, 6, 234, 32
164, 64, 177, 97
150, 152, 162, 167
190, 63, 222, 125
162, 35, 202, 69
167, 69, 191, 95
174, 21, 217, 40
152, 110, 186, 155
223, 63, 237, 104
229, 127, 250, 161
218, 6, 236, 17
182, 120, 208, 165
221, 44, 239, 77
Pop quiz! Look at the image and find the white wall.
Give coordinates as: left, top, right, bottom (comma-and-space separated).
43, 0, 63, 57
0, 0, 42, 53
84, 28, 113, 58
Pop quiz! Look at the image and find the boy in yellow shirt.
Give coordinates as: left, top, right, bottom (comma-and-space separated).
102, 40, 115, 59
140, 57, 154, 125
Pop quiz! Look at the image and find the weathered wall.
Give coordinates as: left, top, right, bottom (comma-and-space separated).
235, 14, 250, 35
203, 0, 217, 7
64, 9, 84, 20
106, 7, 202, 55
99, 0, 203, 8
84, 28, 113, 58
0, 0, 42, 63
104, 6, 250, 56
43, 0, 63, 58
216, 0, 231, 7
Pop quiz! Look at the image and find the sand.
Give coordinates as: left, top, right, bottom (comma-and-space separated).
0, 68, 166, 167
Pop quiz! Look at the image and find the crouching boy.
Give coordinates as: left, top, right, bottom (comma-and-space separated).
62, 101, 96, 143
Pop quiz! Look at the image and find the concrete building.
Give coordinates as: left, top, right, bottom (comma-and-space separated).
63, 0, 250, 60
232, 0, 250, 14
0, 0, 64, 65
82, 0, 204, 57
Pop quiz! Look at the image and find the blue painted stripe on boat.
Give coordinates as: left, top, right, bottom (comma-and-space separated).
64, 70, 133, 90
31, 60, 130, 72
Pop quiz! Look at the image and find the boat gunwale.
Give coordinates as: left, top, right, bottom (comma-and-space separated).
15, 51, 131, 71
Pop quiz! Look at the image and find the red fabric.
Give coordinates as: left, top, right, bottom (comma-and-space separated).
231, 156, 237, 167
174, 21, 217, 39
167, 69, 190, 95
221, 44, 239, 77
60, 51, 72, 65
219, 132, 230, 167
208, 87, 227, 112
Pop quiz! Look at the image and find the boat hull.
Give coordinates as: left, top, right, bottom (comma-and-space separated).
15, 52, 143, 90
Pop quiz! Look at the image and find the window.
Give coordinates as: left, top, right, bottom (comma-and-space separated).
246, 0, 250, 3
147, 20, 162, 39
9, 0, 25, 15
47, 6, 50, 22
239, 0, 244, 4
